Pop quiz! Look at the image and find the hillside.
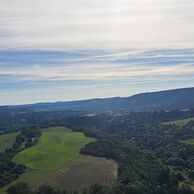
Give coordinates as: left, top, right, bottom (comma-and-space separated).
10, 87, 194, 112
0, 127, 118, 194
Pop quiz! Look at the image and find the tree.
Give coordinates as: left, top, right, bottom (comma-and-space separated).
157, 168, 170, 185
35, 185, 59, 194
178, 184, 193, 194
7, 182, 32, 194
89, 184, 105, 194
188, 170, 194, 181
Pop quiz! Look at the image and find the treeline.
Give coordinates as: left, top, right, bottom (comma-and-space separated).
80, 134, 178, 194
0, 128, 41, 187
1, 106, 194, 133
6, 181, 194, 194
0, 107, 84, 132
0, 153, 25, 187
69, 112, 194, 187
7, 182, 114, 194
71, 119, 194, 193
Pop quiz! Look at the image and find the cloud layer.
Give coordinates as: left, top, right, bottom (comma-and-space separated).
0, 0, 194, 104
1, 0, 194, 50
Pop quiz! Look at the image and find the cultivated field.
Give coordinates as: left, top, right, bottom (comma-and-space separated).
0, 132, 19, 153
46, 154, 118, 192
13, 127, 95, 170
162, 117, 194, 127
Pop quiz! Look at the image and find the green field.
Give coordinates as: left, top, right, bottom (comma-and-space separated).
13, 127, 95, 170
0, 132, 19, 153
182, 138, 194, 150
162, 117, 194, 127
0, 127, 95, 194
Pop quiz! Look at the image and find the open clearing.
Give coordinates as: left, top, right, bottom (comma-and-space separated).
13, 127, 95, 170
0, 132, 19, 153
182, 138, 194, 150
0, 127, 117, 193
162, 117, 194, 127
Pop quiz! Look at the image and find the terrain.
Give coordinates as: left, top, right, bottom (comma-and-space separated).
46, 155, 117, 192
1, 87, 194, 194
162, 117, 194, 127
13, 127, 95, 170
9, 87, 194, 112
0, 127, 117, 194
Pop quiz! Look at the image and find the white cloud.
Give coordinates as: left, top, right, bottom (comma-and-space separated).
0, 0, 194, 50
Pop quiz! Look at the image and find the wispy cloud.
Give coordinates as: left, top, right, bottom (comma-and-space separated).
0, 49, 194, 105
1, 49, 194, 81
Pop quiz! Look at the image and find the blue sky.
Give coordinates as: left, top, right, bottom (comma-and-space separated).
0, 0, 194, 105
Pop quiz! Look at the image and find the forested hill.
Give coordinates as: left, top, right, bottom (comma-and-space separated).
9, 87, 194, 112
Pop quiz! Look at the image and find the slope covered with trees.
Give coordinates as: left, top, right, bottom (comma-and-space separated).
9, 87, 194, 112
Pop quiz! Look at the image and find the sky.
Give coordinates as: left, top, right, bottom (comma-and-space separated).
0, 0, 194, 105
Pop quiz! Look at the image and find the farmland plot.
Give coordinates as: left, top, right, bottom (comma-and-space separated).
46, 154, 118, 192
13, 127, 95, 170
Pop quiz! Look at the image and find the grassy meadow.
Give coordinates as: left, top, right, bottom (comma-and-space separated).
162, 117, 194, 127
13, 127, 94, 170
182, 138, 194, 151
0, 132, 19, 153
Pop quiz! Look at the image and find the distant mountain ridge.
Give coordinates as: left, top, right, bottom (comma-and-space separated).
9, 87, 194, 112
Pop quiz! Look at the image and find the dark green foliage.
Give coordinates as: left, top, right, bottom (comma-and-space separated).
188, 170, 194, 180
7, 182, 32, 194
0, 144, 26, 187
178, 184, 193, 194
89, 184, 105, 194
7, 183, 109, 194
81, 135, 176, 194
22, 128, 41, 139
13, 134, 25, 151
35, 185, 60, 194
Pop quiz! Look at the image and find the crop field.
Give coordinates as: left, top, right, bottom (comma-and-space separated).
1, 155, 118, 194
13, 127, 95, 170
46, 155, 118, 192
162, 117, 194, 127
0, 132, 19, 153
